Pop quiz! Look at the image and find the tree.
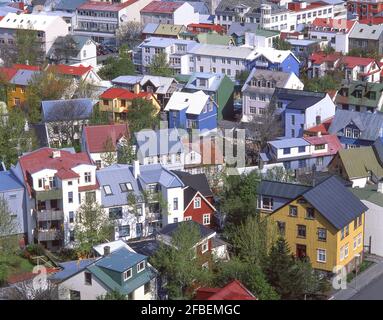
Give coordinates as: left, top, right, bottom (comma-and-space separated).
151, 222, 213, 299
116, 22, 143, 50
126, 98, 159, 132
273, 37, 292, 50
51, 35, 79, 64
348, 48, 380, 60
89, 104, 110, 125
74, 199, 114, 258
148, 52, 173, 77
97, 290, 127, 300
15, 25, 43, 65
0, 197, 19, 255
235, 70, 250, 86
0, 107, 37, 168
322, 45, 335, 54
214, 257, 279, 300
219, 170, 261, 226
98, 45, 135, 80
5, 279, 59, 300
303, 73, 342, 92
25, 69, 73, 123
100, 136, 117, 167
117, 141, 136, 164
264, 166, 295, 183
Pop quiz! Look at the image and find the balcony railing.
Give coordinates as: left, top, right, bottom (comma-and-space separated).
34, 188, 62, 201
36, 229, 63, 242
35, 210, 64, 222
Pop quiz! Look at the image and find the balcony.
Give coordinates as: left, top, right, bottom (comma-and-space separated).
36, 210, 64, 222
36, 229, 63, 242
34, 188, 62, 201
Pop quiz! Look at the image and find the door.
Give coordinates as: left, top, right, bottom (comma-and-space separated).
296, 244, 307, 259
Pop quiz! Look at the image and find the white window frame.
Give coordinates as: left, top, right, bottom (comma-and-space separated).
201, 241, 209, 254
185, 216, 192, 221
203, 214, 210, 225
84, 172, 91, 183
137, 261, 145, 273
194, 197, 201, 209
344, 244, 349, 258
317, 249, 326, 263
103, 185, 112, 195
123, 268, 132, 281
340, 246, 344, 261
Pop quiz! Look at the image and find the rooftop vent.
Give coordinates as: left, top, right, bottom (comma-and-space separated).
51, 150, 61, 158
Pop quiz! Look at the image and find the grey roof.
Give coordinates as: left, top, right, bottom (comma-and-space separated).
328, 109, 383, 142
138, 164, 184, 188
41, 98, 95, 122
0, 171, 24, 192
142, 22, 159, 34
185, 72, 229, 92
188, 43, 256, 59
242, 68, 292, 93
228, 22, 260, 37
96, 164, 143, 207
272, 88, 326, 110
269, 138, 310, 149
112, 75, 143, 85
50, 258, 96, 281
186, 1, 210, 14
373, 138, 383, 165
135, 128, 183, 157
10, 69, 39, 86
128, 239, 161, 257
302, 176, 368, 230
54, 0, 87, 11
350, 23, 383, 40
95, 247, 147, 273
159, 220, 215, 240
258, 180, 310, 199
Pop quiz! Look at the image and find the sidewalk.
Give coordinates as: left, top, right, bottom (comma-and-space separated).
331, 255, 383, 300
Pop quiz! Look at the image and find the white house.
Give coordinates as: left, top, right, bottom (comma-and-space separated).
0, 12, 69, 55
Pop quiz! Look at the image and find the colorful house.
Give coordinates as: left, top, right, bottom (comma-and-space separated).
258, 176, 368, 274
164, 91, 218, 132
195, 280, 256, 300
183, 72, 234, 120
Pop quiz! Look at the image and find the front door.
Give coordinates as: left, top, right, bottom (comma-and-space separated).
296, 244, 307, 259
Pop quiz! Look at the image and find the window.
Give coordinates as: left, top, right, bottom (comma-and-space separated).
317, 249, 326, 263
283, 148, 291, 155
185, 216, 192, 221
69, 290, 80, 300
119, 225, 130, 238
316, 157, 324, 167
201, 241, 209, 253
68, 181, 73, 186
345, 128, 352, 138
194, 197, 201, 208
353, 129, 360, 138
123, 269, 132, 281
291, 115, 295, 125
277, 221, 286, 236
84, 272, 92, 285
120, 182, 133, 192
297, 224, 306, 238
306, 208, 315, 219
69, 230, 75, 241
109, 207, 123, 219
144, 281, 151, 295
173, 218, 178, 223
249, 106, 256, 114
69, 211, 74, 223
38, 178, 44, 188
344, 244, 349, 258
203, 214, 210, 225
357, 233, 362, 247
68, 192, 73, 203
84, 172, 91, 183
357, 216, 362, 227
318, 228, 327, 241
315, 144, 325, 151
289, 205, 298, 217
137, 261, 145, 273
103, 185, 112, 195
291, 129, 295, 137
353, 236, 357, 250
262, 197, 273, 210
298, 146, 306, 153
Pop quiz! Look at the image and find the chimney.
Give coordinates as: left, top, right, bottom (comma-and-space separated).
51, 150, 61, 158
103, 245, 111, 257
133, 160, 140, 179
378, 179, 383, 194
317, 131, 322, 137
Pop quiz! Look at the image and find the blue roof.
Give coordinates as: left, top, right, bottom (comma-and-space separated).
0, 171, 24, 192
50, 258, 96, 281
95, 247, 147, 273
142, 22, 159, 34
10, 70, 39, 86
140, 37, 198, 49
139, 164, 184, 188
269, 138, 310, 149
96, 164, 143, 207
287, 39, 320, 46
42, 98, 95, 122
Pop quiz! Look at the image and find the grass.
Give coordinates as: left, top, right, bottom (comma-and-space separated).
347, 260, 374, 283
0, 254, 35, 286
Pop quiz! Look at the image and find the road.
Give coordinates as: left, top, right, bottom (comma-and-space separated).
351, 273, 383, 300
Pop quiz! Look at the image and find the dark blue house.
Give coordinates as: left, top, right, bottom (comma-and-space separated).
164, 90, 218, 131
328, 109, 383, 148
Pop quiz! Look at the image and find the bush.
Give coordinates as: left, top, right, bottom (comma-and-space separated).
57, 248, 78, 261
25, 244, 45, 256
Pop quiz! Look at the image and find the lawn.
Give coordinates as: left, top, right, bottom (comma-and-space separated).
347, 260, 374, 283
0, 254, 35, 286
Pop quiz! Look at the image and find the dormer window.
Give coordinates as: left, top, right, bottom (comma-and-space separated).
84, 172, 91, 183
345, 128, 352, 138
103, 185, 113, 195
353, 129, 360, 138
137, 261, 145, 273
120, 182, 133, 192
123, 268, 132, 281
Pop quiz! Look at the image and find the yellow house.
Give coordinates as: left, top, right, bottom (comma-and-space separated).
258, 176, 367, 274
99, 87, 160, 122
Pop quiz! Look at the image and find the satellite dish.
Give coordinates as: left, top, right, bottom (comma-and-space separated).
120, 14, 128, 23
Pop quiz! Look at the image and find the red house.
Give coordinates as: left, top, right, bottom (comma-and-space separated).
195, 280, 257, 300
172, 171, 216, 228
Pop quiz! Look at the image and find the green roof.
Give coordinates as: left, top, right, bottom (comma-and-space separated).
175, 74, 191, 83
350, 185, 383, 207
196, 33, 233, 45
256, 29, 280, 37
338, 146, 383, 179
336, 81, 383, 109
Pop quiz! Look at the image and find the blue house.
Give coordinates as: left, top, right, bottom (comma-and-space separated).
252, 48, 300, 77
271, 88, 336, 138
164, 90, 218, 131
328, 109, 383, 148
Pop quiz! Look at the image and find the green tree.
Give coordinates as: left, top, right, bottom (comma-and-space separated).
303, 73, 342, 92
74, 199, 114, 258
151, 222, 213, 299
126, 98, 159, 132
117, 141, 136, 164
0, 107, 37, 167
98, 45, 135, 80
89, 104, 110, 125
148, 52, 173, 77
100, 136, 117, 167
235, 70, 250, 86
97, 290, 127, 300
273, 37, 292, 50
15, 26, 42, 65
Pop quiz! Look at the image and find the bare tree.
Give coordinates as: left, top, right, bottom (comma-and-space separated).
0, 197, 19, 256
6, 279, 59, 300
45, 100, 90, 147
116, 21, 143, 49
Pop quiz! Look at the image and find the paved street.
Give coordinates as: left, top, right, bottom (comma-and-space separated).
351, 273, 383, 300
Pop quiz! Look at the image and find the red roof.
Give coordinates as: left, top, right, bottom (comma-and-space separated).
311, 18, 356, 33
339, 56, 376, 68
304, 134, 342, 157
187, 23, 224, 34
48, 64, 92, 77
84, 124, 129, 153
14, 64, 41, 71
309, 52, 342, 65
288, 1, 327, 12
141, 1, 183, 14
18, 148, 93, 195
56, 168, 80, 180
78, 0, 139, 12
195, 280, 256, 300
0, 66, 17, 82
359, 17, 383, 25
100, 87, 151, 100
305, 117, 333, 135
